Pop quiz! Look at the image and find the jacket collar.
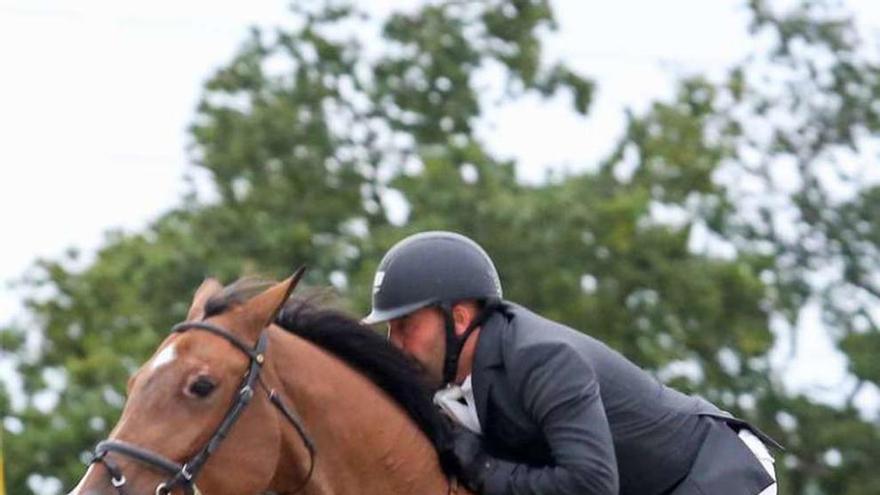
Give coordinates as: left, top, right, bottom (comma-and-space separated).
470, 303, 513, 428
473, 303, 512, 370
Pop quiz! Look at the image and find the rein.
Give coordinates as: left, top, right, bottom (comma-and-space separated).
89, 321, 317, 495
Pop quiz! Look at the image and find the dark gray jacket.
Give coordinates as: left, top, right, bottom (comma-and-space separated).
472, 303, 778, 495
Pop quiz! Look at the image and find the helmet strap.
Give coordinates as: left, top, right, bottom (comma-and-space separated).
440, 299, 500, 386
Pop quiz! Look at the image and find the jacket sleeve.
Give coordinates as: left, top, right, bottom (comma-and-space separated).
482, 342, 619, 495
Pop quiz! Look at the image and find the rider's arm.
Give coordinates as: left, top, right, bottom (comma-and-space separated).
454, 341, 619, 495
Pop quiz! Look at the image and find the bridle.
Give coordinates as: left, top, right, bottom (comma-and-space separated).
89, 321, 317, 495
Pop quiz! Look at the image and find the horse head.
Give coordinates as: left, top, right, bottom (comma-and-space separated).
70, 269, 310, 495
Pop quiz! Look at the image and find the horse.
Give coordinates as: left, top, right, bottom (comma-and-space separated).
69, 269, 472, 495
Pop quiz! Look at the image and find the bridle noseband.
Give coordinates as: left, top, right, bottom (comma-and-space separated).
89, 321, 317, 495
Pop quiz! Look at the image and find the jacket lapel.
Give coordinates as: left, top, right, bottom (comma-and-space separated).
472, 309, 507, 429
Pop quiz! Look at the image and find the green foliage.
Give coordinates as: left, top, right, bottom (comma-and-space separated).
4, 1, 880, 494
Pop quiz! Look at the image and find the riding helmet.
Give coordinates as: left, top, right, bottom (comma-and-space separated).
362, 231, 503, 324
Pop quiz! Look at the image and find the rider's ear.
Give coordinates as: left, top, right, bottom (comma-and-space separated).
236, 266, 307, 338
187, 277, 224, 321
451, 301, 479, 336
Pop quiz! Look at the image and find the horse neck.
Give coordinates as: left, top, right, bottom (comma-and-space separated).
263, 325, 455, 495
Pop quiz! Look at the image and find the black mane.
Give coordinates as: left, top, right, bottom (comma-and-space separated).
275, 300, 454, 470
203, 284, 453, 474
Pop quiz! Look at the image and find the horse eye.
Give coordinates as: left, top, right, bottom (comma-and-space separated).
188, 378, 216, 398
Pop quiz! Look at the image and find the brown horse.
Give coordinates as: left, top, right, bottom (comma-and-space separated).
69, 270, 471, 495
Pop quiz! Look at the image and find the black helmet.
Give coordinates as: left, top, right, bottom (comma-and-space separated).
363, 231, 502, 325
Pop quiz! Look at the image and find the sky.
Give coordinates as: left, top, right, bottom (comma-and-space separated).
2, 0, 879, 418
0, 0, 756, 318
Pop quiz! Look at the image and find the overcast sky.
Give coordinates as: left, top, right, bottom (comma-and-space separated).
0, 0, 755, 316
2, 0, 879, 415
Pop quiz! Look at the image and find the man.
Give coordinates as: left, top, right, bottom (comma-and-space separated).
363, 231, 780, 495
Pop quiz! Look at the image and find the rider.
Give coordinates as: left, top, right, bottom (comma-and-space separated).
363, 231, 780, 495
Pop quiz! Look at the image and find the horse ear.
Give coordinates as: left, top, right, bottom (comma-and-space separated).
187, 277, 224, 321
239, 266, 307, 336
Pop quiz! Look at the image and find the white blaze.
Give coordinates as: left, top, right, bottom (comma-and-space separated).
150, 343, 177, 371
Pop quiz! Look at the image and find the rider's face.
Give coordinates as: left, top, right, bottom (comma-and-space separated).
387, 306, 446, 389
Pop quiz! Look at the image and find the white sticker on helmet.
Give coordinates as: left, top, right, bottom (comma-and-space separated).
373, 271, 385, 294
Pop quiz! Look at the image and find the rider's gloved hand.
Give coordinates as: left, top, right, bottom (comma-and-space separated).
448, 423, 514, 494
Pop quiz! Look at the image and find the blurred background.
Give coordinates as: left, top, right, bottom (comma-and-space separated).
2, 0, 880, 493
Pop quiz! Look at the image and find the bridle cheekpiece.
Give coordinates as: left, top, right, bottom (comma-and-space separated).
89, 320, 316, 495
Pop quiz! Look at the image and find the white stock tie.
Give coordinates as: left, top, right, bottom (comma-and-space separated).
433, 375, 482, 434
